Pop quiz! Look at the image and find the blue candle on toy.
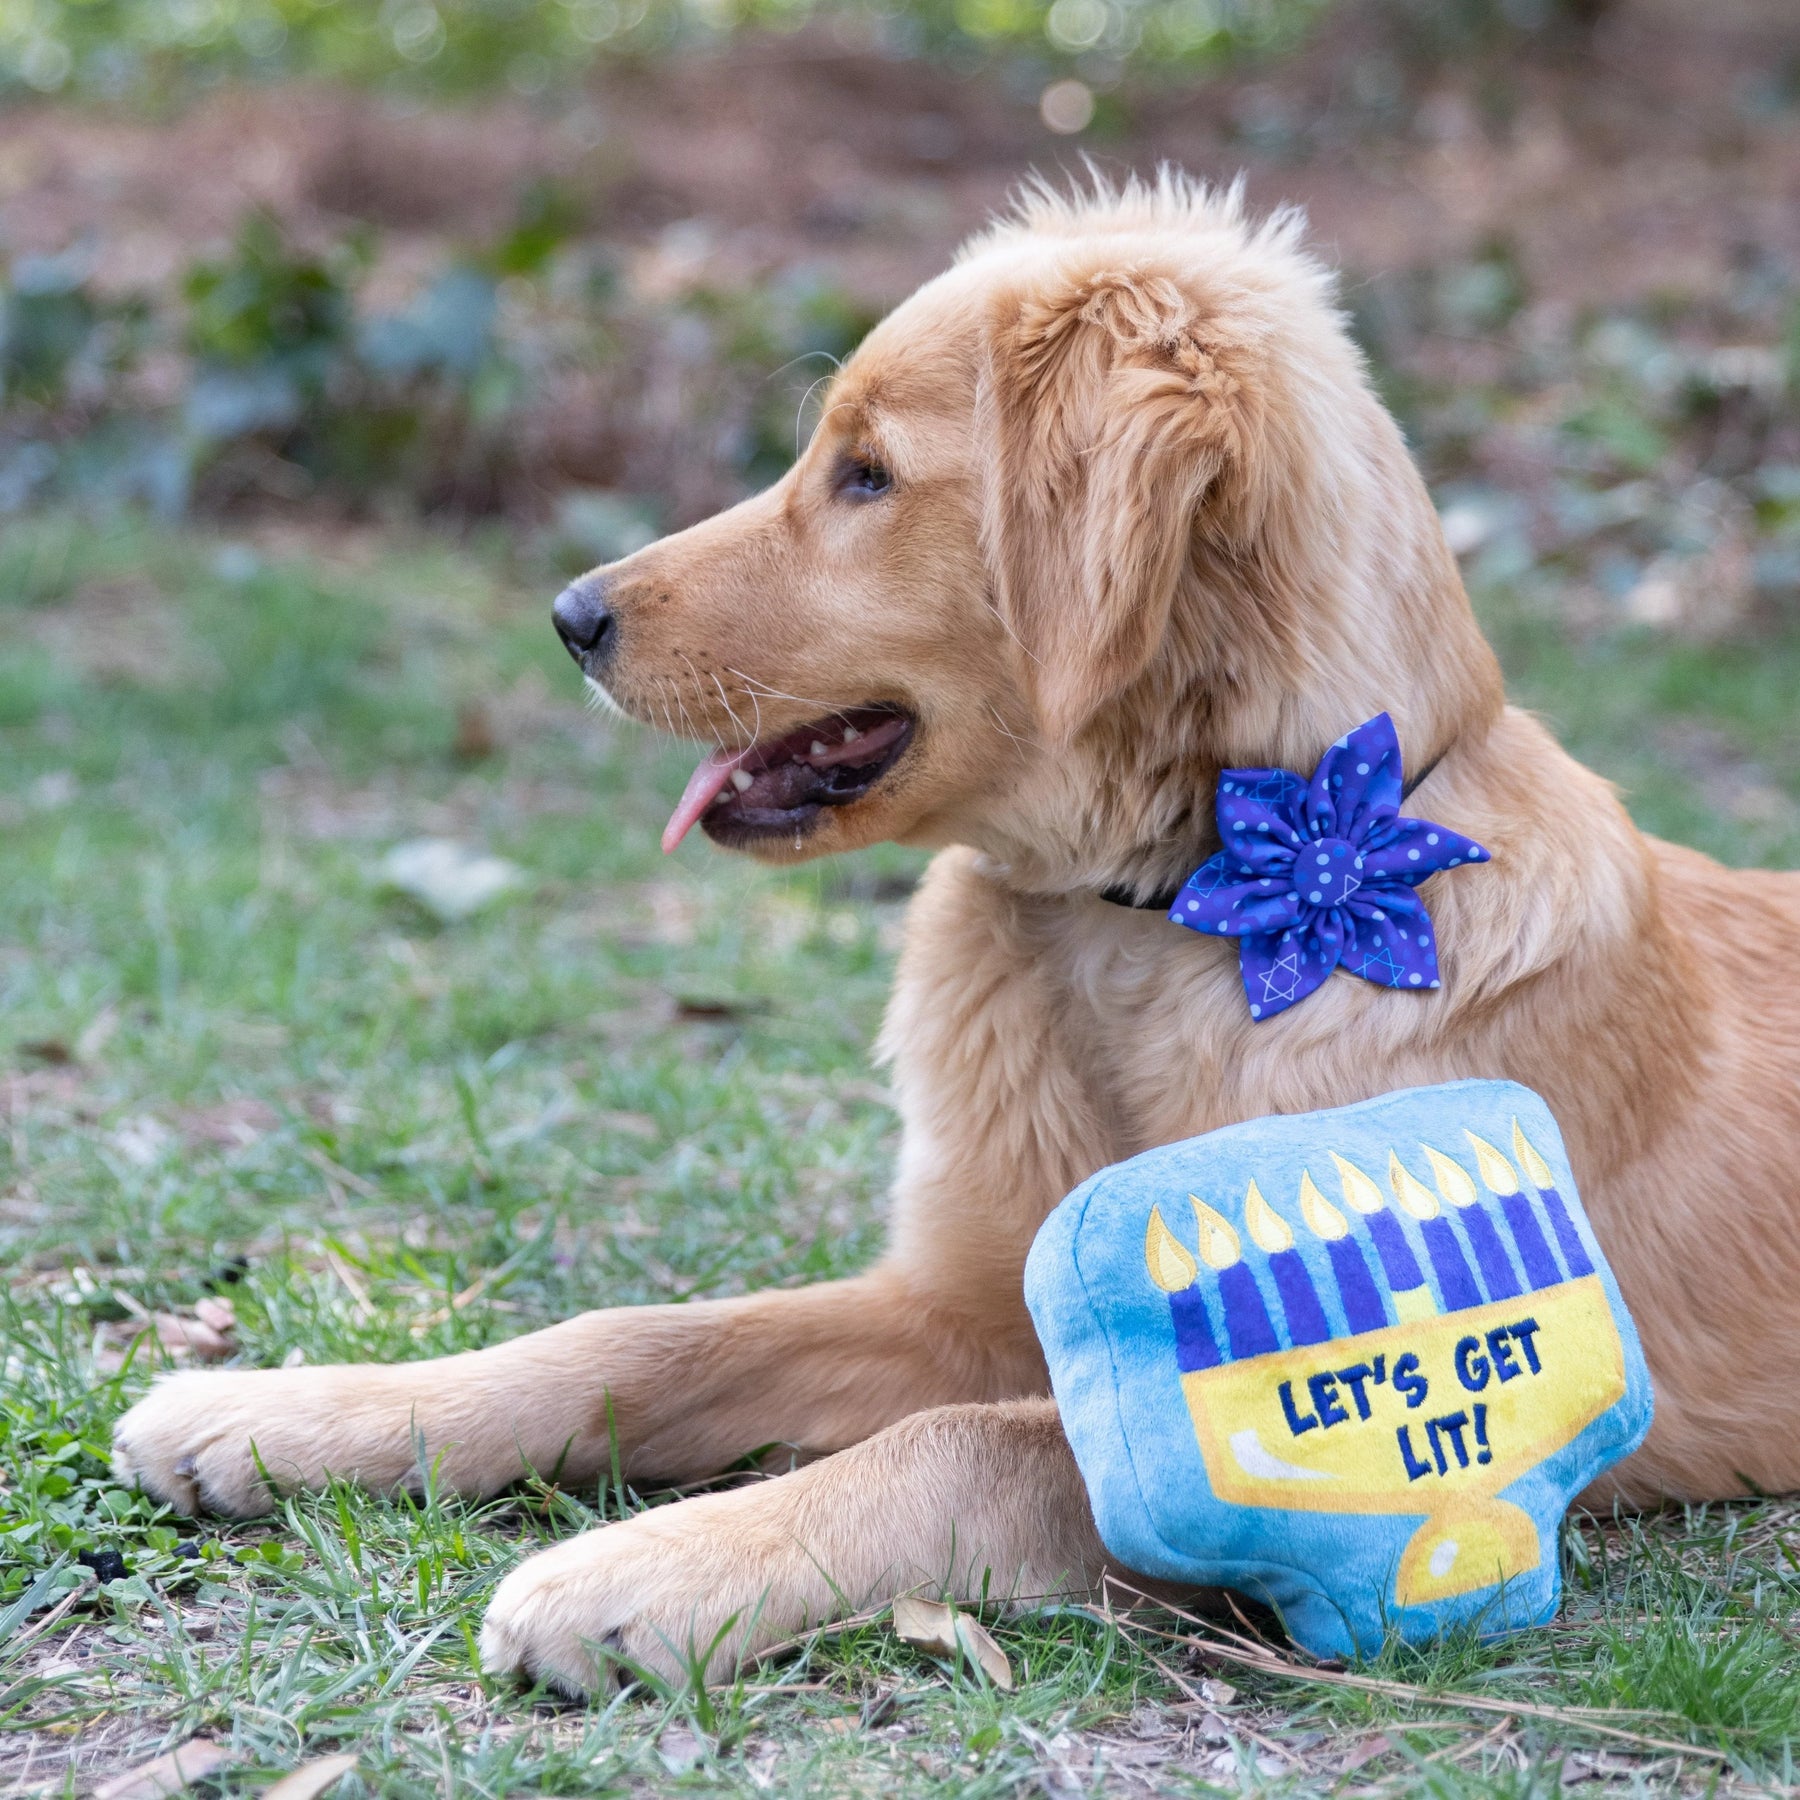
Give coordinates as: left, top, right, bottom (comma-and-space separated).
1514, 1120, 1594, 1278
1332, 1153, 1436, 1322
1192, 1195, 1278, 1358
1389, 1153, 1483, 1313
1297, 1171, 1388, 1334
1423, 1144, 1520, 1300
1465, 1131, 1561, 1289
1243, 1180, 1330, 1346
1144, 1207, 1221, 1371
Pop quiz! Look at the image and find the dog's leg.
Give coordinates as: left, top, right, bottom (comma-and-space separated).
115, 851, 1114, 1529
110, 1271, 1040, 1517
479, 1396, 1112, 1693
475, 856, 1130, 1688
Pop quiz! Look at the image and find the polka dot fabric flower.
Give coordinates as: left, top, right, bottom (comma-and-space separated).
1168, 714, 1489, 1021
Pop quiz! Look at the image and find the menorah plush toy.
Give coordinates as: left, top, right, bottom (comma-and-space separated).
1025, 1081, 1653, 1660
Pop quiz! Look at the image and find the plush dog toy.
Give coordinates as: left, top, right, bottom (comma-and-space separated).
1026, 1081, 1652, 1659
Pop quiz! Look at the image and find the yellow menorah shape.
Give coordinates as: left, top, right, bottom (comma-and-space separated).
1178, 1278, 1623, 1604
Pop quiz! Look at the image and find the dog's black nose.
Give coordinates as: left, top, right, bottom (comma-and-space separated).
552, 578, 614, 664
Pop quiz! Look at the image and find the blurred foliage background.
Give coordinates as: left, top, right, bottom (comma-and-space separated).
0, 0, 1794, 625
4, 0, 1329, 99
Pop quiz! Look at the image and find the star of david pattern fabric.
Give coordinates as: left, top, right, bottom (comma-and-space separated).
1167, 714, 1490, 1021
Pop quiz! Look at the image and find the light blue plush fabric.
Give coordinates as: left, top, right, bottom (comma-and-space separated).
1025, 1081, 1653, 1660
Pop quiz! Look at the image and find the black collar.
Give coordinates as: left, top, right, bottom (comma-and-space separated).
1096, 749, 1447, 912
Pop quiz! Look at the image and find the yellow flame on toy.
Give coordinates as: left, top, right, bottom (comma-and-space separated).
1190, 1195, 1243, 1270
1297, 1170, 1348, 1241
1464, 1132, 1521, 1195
1422, 1145, 1478, 1210
1512, 1120, 1556, 1191
1243, 1179, 1294, 1254
1388, 1152, 1441, 1220
1145, 1206, 1198, 1293
1330, 1152, 1388, 1216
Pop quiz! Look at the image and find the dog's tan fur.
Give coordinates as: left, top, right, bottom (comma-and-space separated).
113, 177, 1800, 1694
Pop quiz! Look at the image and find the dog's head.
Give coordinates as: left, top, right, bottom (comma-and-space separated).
558, 176, 1501, 895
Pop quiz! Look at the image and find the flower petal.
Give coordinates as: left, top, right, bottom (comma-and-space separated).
1214, 769, 1307, 854
1305, 713, 1403, 842
1358, 816, 1490, 887
1341, 887, 1442, 991
1240, 913, 1344, 1021
1170, 855, 1303, 937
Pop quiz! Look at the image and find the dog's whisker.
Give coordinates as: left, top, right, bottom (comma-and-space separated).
723, 669, 841, 716
583, 678, 634, 726
732, 677, 763, 744
669, 656, 700, 735
793, 372, 840, 461
763, 348, 843, 388
704, 666, 752, 744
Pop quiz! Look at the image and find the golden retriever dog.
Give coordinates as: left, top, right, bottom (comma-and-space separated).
113, 174, 1800, 1696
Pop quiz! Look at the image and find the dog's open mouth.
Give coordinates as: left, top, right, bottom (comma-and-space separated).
662, 706, 915, 852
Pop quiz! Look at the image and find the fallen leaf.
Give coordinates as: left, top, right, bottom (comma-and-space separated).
262, 1753, 360, 1800
379, 838, 526, 923
19, 1039, 71, 1065
94, 1737, 234, 1800
1199, 1677, 1237, 1707
954, 1613, 1014, 1690
892, 1596, 957, 1657
192, 1296, 236, 1334
95, 1306, 236, 1371
148, 1312, 234, 1359
892, 1598, 1013, 1690
1335, 1732, 1392, 1772
111, 1116, 175, 1167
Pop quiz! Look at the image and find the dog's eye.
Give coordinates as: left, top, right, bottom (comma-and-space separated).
838, 454, 892, 500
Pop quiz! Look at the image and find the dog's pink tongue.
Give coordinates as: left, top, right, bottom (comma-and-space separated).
663, 748, 751, 854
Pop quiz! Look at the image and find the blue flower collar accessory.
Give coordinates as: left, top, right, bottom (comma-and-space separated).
1169, 714, 1489, 1021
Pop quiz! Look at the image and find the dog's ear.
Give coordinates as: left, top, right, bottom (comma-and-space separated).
981, 265, 1266, 742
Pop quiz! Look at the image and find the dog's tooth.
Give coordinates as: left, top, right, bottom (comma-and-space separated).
811, 740, 828, 758
730, 769, 755, 792
842, 724, 861, 742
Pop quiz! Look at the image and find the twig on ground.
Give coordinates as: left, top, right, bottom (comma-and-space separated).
321, 1249, 375, 1320
5, 1570, 97, 1656
1089, 1579, 1736, 1767
301, 1147, 382, 1202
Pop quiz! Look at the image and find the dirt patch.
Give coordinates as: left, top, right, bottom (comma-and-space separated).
21, 573, 196, 688
2, 0, 1795, 315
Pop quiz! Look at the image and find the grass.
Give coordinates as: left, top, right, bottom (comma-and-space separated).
2, 507, 1799, 1796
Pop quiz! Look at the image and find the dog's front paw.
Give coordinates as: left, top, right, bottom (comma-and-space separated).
113, 1369, 301, 1516
112, 1365, 432, 1516
480, 1496, 801, 1695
